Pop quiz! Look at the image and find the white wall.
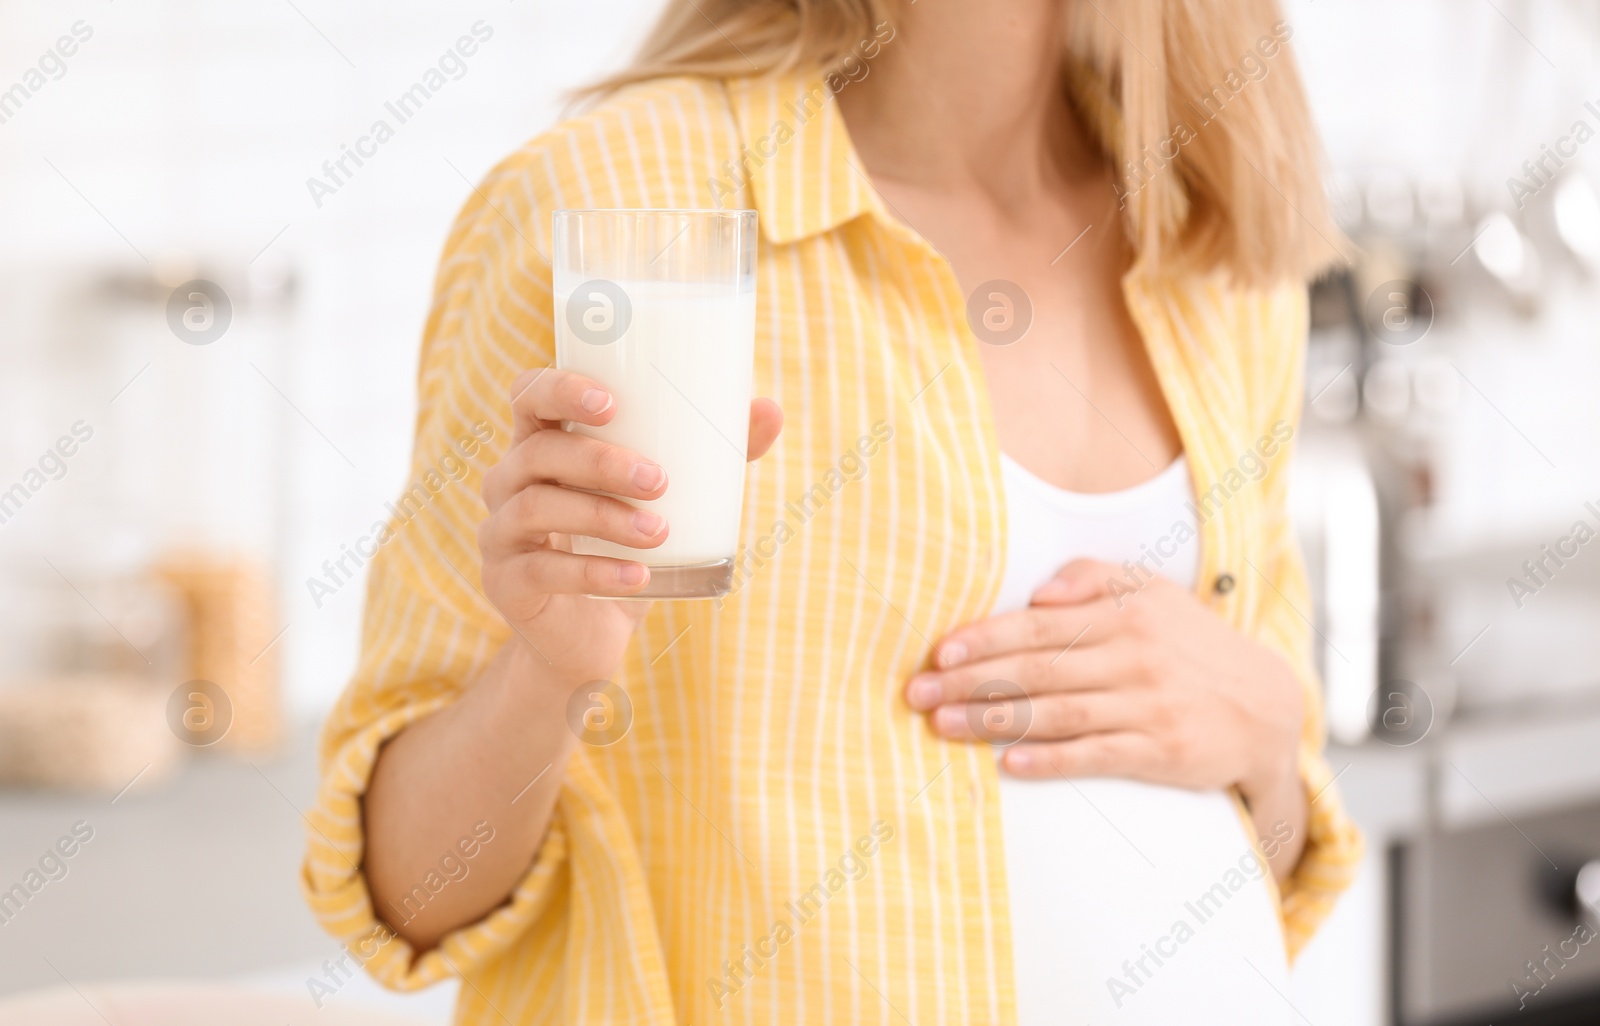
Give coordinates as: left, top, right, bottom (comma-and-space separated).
0, 0, 657, 714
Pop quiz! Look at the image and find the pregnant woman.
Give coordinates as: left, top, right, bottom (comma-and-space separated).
303, 1, 1362, 1023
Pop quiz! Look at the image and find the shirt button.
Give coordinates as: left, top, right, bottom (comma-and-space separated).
1213, 572, 1236, 595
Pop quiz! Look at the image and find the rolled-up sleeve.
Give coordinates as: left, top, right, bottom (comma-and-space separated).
1245, 286, 1365, 961
302, 694, 573, 987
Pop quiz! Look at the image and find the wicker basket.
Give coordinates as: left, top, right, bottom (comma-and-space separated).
0, 675, 181, 792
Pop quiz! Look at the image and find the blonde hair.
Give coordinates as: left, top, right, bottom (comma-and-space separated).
583, 0, 1343, 284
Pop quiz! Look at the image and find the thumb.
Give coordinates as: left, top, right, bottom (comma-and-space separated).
746, 398, 784, 461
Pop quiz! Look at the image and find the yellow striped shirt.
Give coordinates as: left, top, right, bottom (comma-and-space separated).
302, 71, 1362, 1025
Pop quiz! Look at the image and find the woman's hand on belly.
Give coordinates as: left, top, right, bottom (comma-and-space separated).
903, 557, 1308, 877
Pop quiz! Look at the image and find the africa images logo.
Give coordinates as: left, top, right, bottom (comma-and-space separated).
566, 279, 632, 346
305, 21, 494, 208
1506, 97, 1600, 209
0, 19, 94, 127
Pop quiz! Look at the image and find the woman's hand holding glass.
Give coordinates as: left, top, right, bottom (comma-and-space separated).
478, 366, 782, 686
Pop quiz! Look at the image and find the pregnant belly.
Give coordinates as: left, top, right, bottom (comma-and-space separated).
999, 774, 1292, 1025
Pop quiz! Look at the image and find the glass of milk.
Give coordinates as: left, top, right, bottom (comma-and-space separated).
552, 209, 758, 599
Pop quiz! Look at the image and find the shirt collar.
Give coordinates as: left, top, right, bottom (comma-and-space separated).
721, 73, 883, 245
719, 69, 1162, 288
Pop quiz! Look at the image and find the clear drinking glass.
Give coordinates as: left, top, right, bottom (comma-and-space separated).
552, 209, 759, 599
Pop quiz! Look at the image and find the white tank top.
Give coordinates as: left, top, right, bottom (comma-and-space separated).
995, 452, 1292, 1025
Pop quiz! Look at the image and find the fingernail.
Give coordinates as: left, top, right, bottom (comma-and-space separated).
939, 642, 967, 667
631, 462, 665, 491
907, 677, 940, 709
581, 388, 613, 414
1007, 749, 1035, 771
633, 511, 665, 537
617, 563, 647, 586
933, 706, 962, 733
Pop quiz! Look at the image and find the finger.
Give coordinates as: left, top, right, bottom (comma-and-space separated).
930, 689, 1147, 743
483, 430, 666, 512
1000, 732, 1164, 780
747, 398, 784, 461
1029, 558, 1123, 606
507, 367, 617, 444
931, 603, 1106, 670
481, 485, 668, 556
906, 645, 1130, 711
494, 548, 651, 597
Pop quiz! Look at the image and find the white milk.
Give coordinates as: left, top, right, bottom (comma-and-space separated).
554, 279, 756, 566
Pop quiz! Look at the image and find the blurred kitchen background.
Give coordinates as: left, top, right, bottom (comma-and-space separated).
1, 0, 1598, 1023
